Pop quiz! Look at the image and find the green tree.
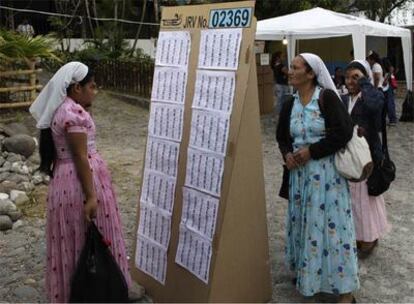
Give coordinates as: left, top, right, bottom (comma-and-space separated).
349, 0, 412, 22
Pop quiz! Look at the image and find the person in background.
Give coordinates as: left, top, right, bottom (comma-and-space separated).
332, 67, 348, 95
366, 51, 384, 89
276, 53, 359, 303
271, 51, 289, 113
382, 59, 398, 126
17, 19, 35, 37
342, 60, 391, 259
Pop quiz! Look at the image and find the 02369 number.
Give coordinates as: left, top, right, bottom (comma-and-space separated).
209, 8, 252, 28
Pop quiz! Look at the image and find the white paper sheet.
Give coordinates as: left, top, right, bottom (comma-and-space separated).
151, 66, 188, 104
155, 31, 191, 67
185, 147, 225, 196
175, 225, 212, 284
140, 169, 176, 214
145, 136, 180, 178
135, 234, 168, 285
138, 202, 172, 249
181, 187, 219, 240
198, 28, 242, 70
192, 70, 236, 113
148, 102, 184, 142
189, 109, 230, 155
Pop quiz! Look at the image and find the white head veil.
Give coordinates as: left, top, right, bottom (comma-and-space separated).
300, 53, 340, 98
30, 61, 89, 129
350, 59, 373, 82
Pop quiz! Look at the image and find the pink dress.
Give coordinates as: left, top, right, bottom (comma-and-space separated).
349, 181, 391, 242
45, 97, 132, 303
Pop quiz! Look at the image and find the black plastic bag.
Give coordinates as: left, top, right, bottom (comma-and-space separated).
400, 90, 414, 122
69, 222, 128, 303
367, 157, 396, 196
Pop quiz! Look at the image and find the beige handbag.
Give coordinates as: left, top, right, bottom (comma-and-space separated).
334, 126, 373, 182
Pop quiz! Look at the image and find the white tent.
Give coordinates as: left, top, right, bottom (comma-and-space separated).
256, 7, 413, 90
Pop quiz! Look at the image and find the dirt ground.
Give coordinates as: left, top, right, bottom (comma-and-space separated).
1, 92, 413, 303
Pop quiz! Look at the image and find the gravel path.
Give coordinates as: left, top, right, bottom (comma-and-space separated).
0, 93, 413, 303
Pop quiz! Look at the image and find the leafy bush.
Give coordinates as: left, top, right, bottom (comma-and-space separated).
0, 29, 60, 68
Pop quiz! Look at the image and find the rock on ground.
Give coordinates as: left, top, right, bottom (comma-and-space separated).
3, 134, 36, 158
0, 214, 13, 230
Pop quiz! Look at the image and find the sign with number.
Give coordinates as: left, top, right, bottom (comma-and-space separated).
209, 7, 252, 28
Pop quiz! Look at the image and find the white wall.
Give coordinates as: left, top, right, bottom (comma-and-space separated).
55, 38, 156, 58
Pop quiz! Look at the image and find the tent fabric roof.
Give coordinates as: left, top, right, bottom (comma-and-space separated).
255, 7, 413, 91
256, 7, 411, 40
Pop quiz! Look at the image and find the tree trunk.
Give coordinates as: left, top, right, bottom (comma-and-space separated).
130, 0, 147, 56
85, 0, 95, 39
92, 0, 100, 29
154, 0, 159, 23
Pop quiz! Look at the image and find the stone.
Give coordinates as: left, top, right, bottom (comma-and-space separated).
6, 153, 23, 163
32, 174, 43, 185
27, 153, 40, 166
128, 282, 145, 301
19, 182, 35, 192
2, 122, 31, 137
0, 181, 18, 194
3, 135, 36, 158
10, 162, 29, 175
0, 199, 17, 215
0, 215, 13, 230
12, 219, 24, 229
0, 156, 4, 166
0, 161, 12, 172
7, 174, 30, 184
13, 286, 39, 300
8, 210, 22, 221
24, 278, 36, 286
0, 192, 9, 200
0, 172, 10, 183
10, 190, 30, 207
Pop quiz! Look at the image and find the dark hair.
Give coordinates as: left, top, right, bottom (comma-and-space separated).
39, 128, 56, 177
300, 55, 318, 86
382, 57, 393, 73
335, 67, 342, 72
39, 68, 94, 177
367, 51, 381, 64
66, 69, 95, 95
345, 61, 368, 77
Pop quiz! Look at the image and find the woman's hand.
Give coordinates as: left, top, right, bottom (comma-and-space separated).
285, 152, 299, 170
84, 197, 98, 222
293, 147, 311, 166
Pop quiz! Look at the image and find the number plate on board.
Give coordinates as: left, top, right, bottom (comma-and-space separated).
209, 7, 253, 28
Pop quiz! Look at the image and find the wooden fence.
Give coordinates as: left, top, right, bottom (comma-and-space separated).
92, 60, 154, 98
0, 64, 42, 109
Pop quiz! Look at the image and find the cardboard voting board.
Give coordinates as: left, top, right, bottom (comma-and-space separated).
132, 1, 272, 302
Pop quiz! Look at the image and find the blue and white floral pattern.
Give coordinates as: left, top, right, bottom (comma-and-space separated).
287, 87, 359, 296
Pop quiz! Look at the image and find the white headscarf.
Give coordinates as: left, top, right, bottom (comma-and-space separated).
30, 61, 89, 129
350, 59, 373, 82
300, 53, 340, 99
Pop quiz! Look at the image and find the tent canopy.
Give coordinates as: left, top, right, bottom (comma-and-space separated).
256, 7, 412, 90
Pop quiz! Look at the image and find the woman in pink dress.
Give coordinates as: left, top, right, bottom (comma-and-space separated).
30, 62, 132, 302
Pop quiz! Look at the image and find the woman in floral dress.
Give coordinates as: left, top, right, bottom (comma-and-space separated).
276, 53, 359, 302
